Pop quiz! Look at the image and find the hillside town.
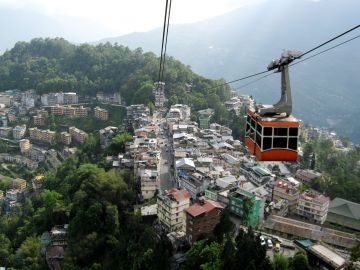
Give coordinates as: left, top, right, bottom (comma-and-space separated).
0, 85, 359, 270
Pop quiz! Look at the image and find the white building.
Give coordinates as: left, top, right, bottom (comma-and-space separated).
297, 189, 330, 224
157, 188, 190, 232
13, 125, 26, 140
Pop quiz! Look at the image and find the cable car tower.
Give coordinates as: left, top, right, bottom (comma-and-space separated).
245, 50, 302, 161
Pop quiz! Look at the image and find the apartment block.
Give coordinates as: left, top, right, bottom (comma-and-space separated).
19, 139, 31, 153
140, 169, 158, 200
11, 178, 27, 190
69, 126, 88, 143
29, 127, 56, 143
94, 106, 109, 120
272, 178, 300, 213
63, 92, 78, 104
184, 200, 224, 243
0, 127, 12, 138
297, 189, 330, 224
60, 132, 72, 145
157, 188, 190, 232
0, 94, 12, 106
33, 115, 45, 126
50, 105, 88, 117
13, 125, 27, 140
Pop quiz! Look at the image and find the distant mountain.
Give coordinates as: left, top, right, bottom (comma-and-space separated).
99, 0, 360, 143
0, 8, 113, 53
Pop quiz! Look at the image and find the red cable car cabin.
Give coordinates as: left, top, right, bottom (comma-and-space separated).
245, 108, 299, 161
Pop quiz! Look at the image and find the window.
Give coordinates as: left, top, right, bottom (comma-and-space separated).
274, 128, 288, 136
273, 137, 287, 148
289, 127, 298, 136
288, 138, 297, 150
251, 119, 255, 128
256, 123, 262, 134
255, 132, 262, 148
263, 127, 272, 136
246, 123, 250, 133
250, 129, 255, 141
263, 137, 272, 150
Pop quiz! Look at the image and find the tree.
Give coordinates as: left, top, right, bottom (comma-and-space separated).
291, 251, 309, 270
273, 254, 289, 270
183, 240, 222, 270
109, 132, 133, 154
0, 233, 13, 266
213, 209, 235, 242
14, 236, 47, 270
148, 101, 155, 116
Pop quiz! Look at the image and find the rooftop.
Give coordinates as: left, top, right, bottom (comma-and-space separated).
328, 197, 360, 220
184, 200, 224, 218
165, 188, 190, 202
309, 244, 346, 268
300, 190, 329, 204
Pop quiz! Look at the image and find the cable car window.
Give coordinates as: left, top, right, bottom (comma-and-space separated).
250, 130, 255, 140
263, 127, 272, 136
256, 123, 262, 134
274, 128, 288, 136
256, 133, 262, 148
251, 119, 255, 128
263, 137, 272, 150
273, 137, 287, 148
246, 123, 250, 132
289, 127, 298, 136
288, 138, 298, 150
247, 115, 251, 124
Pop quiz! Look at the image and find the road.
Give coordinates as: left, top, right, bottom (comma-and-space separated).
154, 112, 176, 191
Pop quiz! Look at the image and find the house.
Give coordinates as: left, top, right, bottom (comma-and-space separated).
184, 200, 224, 243
326, 197, 360, 231
295, 169, 322, 183
272, 178, 300, 214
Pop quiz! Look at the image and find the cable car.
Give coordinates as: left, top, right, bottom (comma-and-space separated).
244, 50, 302, 161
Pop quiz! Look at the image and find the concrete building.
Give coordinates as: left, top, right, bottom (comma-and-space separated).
295, 169, 322, 183
29, 128, 56, 143
229, 189, 261, 228
60, 132, 72, 145
297, 189, 330, 224
153, 81, 166, 107
6, 189, 21, 201
63, 92, 78, 104
33, 115, 45, 126
272, 178, 300, 214
41, 92, 64, 106
0, 94, 12, 106
69, 126, 88, 143
126, 104, 150, 119
19, 139, 31, 153
13, 125, 27, 140
99, 126, 118, 149
11, 178, 27, 190
157, 188, 190, 232
326, 197, 360, 231
184, 200, 224, 243
140, 169, 158, 200
198, 108, 214, 129
50, 105, 88, 117
94, 106, 109, 120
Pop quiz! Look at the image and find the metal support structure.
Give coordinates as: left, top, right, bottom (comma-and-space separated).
257, 50, 302, 117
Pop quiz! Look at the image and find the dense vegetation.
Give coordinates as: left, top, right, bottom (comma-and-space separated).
0, 38, 231, 113
301, 138, 360, 203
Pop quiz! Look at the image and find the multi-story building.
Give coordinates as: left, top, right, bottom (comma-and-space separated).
198, 108, 214, 129
11, 178, 27, 190
99, 126, 118, 149
41, 92, 64, 106
33, 115, 45, 126
19, 139, 31, 153
126, 104, 150, 119
69, 126, 88, 143
157, 188, 190, 232
94, 106, 109, 120
272, 178, 300, 214
153, 81, 166, 107
63, 92, 78, 104
297, 189, 330, 224
0, 94, 12, 106
60, 132, 72, 145
29, 127, 56, 143
295, 169, 322, 184
0, 127, 12, 137
184, 200, 224, 243
13, 125, 27, 140
140, 169, 158, 200
50, 105, 88, 117
229, 189, 261, 228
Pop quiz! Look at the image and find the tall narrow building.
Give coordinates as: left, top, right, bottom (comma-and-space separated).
153, 81, 166, 107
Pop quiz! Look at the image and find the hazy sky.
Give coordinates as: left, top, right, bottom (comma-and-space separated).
0, 0, 262, 37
